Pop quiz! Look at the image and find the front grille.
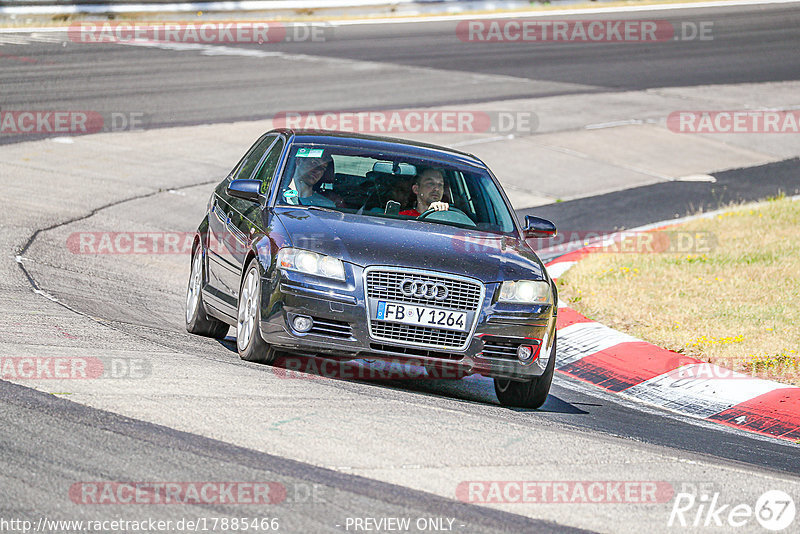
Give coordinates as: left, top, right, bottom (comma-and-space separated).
369, 343, 462, 361
482, 341, 519, 360
308, 317, 352, 339
370, 321, 469, 348
366, 270, 481, 311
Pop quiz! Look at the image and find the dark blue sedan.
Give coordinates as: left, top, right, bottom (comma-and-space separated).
186, 129, 558, 408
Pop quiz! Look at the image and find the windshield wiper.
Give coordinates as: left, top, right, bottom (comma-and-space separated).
304, 205, 338, 213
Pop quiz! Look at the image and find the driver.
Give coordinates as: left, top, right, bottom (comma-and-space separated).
290, 154, 336, 208
399, 168, 449, 217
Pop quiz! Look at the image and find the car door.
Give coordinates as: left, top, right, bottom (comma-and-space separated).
207, 134, 277, 310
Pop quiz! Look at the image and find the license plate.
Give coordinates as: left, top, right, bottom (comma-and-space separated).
374, 301, 468, 332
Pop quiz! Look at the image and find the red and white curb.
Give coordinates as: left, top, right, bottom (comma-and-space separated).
543, 225, 800, 444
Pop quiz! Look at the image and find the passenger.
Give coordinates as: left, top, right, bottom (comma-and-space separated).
399, 168, 449, 217
386, 174, 413, 211
292, 154, 336, 208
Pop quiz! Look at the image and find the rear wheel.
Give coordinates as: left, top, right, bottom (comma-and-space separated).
186, 244, 229, 339
236, 259, 278, 364
494, 336, 556, 409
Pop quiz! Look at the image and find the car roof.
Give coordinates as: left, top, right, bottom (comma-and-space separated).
271, 129, 487, 169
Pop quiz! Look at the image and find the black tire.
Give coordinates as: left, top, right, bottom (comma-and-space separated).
236, 259, 278, 364
494, 336, 557, 409
186, 243, 230, 339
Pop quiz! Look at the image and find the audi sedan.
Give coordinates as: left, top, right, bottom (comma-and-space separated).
186, 129, 558, 408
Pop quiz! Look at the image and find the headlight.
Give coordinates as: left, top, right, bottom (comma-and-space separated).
277, 248, 346, 281
498, 280, 551, 304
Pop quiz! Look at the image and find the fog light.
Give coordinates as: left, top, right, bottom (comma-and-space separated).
293, 315, 313, 333
517, 345, 537, 363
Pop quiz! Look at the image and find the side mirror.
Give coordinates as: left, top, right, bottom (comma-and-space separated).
523, 215, 557, 239
227, 179, 262, 202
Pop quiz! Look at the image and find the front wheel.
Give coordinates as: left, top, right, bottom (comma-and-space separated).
494, 336, 556, 409
236, 259, 278, 364
186, 244, 229, 339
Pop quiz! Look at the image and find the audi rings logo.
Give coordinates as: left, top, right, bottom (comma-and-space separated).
399, 279, 449, 301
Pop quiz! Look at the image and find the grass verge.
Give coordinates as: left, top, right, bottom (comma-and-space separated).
557, 195, 800, 386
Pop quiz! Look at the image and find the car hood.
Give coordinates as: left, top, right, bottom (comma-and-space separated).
274, 207, 546, 282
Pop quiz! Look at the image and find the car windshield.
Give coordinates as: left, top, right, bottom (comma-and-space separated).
275, 143, 517, 235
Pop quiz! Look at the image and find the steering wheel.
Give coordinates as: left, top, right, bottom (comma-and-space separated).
417, 206, 465, 218
417, 206, 477, 227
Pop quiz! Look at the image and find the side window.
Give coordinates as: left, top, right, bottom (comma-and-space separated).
232, 134, 277, 181
253, 137, 286, 193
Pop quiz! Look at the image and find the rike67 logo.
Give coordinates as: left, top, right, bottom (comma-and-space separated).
668, 486, 796, 531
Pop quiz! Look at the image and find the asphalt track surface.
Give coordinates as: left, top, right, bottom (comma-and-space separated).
528, 158, 800, 235
1, 3, 799, 143
0, 380, 580, 533
2, 3, 800, 532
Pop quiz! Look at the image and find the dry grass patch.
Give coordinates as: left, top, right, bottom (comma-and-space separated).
557, 196, 800, 386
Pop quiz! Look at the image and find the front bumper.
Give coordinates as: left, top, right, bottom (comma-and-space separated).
259, 266, 556, 380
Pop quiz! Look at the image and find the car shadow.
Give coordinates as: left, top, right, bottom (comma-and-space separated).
217, 336, 238, 353
217, 341, 588, 415
509, 395, 590, 415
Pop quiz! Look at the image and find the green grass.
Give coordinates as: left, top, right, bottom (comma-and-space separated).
558, 197, 800, 386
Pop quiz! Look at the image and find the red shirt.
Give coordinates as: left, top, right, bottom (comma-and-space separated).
400, 209, 420, 217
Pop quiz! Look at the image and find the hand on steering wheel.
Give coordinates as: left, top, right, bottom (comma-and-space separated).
417, 204, 467, 219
